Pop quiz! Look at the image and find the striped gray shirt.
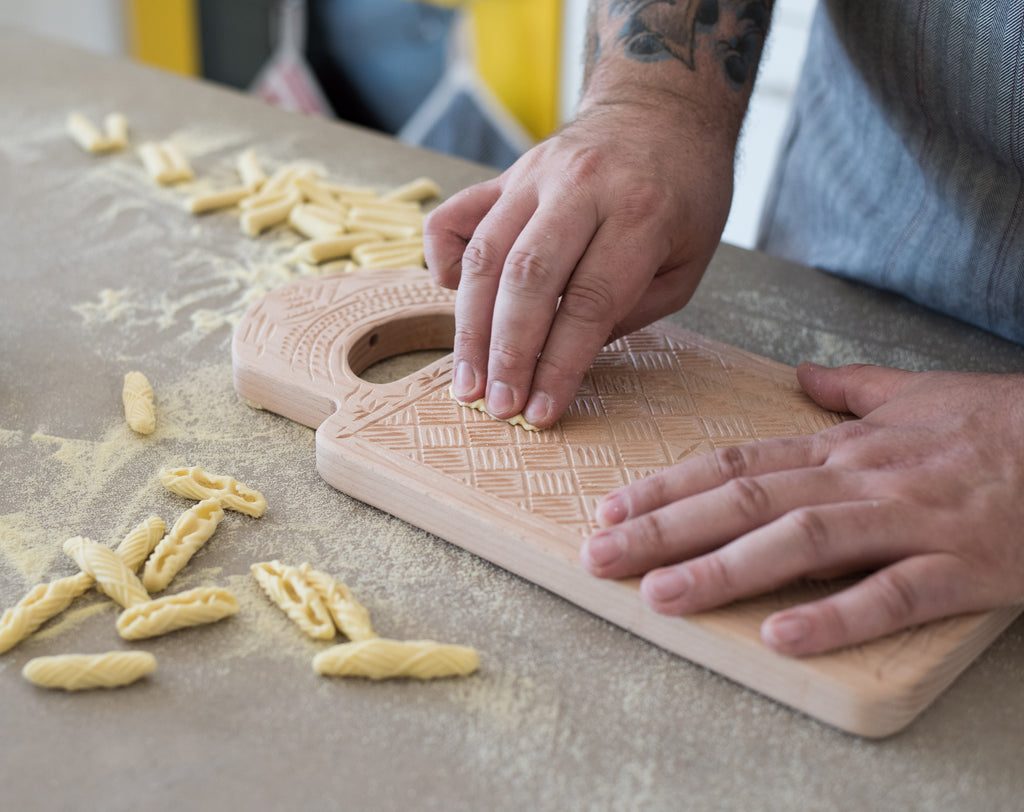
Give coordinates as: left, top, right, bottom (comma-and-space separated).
757, 0, 1024, 343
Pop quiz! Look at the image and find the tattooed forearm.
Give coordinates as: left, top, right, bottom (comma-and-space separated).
609, 0, 774, 90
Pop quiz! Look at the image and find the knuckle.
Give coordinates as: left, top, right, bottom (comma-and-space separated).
560, 280, 620, 326
813, 600, 852, 643
633, 511, 673, 559
873, 568, 919, 625
460, 235, 503, 278
787, 507, 832, 564
693, 554, 736, 596
501, 248, 557, 291
725, 476, 773, 522
711, 445, 753, 482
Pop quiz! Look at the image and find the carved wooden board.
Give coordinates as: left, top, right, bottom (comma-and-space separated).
232, 268, 1020, 737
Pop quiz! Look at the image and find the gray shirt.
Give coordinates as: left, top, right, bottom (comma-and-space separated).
757, 0, 1024, 344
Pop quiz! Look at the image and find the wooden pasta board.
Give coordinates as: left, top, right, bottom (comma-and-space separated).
231, 268, 1021, 737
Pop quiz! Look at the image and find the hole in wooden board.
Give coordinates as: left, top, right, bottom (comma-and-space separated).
352, 313, 455, 384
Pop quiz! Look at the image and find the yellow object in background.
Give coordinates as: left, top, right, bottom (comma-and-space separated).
125, 0, 200, 76
469, 0, 561, 140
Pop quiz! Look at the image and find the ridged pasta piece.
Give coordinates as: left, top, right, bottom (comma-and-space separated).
0, 516, 163, 654
122, 370, 156, 435
160, 466, 267, 517
116, 515, 166, 572
447, 385, 541, 431
23, 651, 156, 690
313, 639, 479, 680
117, 586, 238, 639
300, 565, 376, 641
142, 499, 225, 592
63, 537, 150, 609
251, 561, 335, 640
0, 572, 94, 655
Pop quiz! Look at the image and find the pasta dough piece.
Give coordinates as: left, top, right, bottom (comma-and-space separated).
67, 112, 124, 153
115, 515, 167, 572
382, 176, 442, 203
241, 190, 300, 236
251, 561, 335, 640
288, 204, 345, 239
186, 184, 250, 214
63, 537, 150, 609
0, 516, 163, 654
294, 177, 346, 212
138, 141, 193, 185
103, 113, 129, 150
353, 245, 425, 269
292, 231, 379, 264
313, 639, 479, 680
448, 385, 541, 431
344, 214, 421, 241
122, 370, 156, 435
159, 466, 267, 517
142, 499, 225, 592
23, 651, 156, 691
0, 572, 94, 655
300, 566, 376, 641
116, 586, 238, 640
237, 148, 266, 190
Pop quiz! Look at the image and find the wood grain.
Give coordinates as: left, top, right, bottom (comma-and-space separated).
232, 268, 1021, 737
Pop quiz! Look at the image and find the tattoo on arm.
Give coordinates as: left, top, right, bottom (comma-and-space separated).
608, 0, 774, 90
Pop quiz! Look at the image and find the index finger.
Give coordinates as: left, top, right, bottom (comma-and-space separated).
423, 178, 502, 290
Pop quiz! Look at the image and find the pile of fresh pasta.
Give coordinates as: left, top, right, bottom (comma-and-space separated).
0, 115, 480, 691
66, 110, 442, 274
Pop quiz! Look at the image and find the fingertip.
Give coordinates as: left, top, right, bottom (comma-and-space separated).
761, 610, 812, 656
523, 390, 556, 429
594, 492, 629, 527
640, 567, 693, 616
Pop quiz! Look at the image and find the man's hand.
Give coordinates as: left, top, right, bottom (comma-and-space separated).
580, 363, 1024, 655
424, 100, 733, 428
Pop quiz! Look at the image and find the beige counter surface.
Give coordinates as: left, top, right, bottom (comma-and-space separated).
1, 27, 1022, 811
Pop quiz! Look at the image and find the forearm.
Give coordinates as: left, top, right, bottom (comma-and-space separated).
581, 0, 775, 141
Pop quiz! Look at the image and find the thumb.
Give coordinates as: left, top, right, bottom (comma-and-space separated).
796, 362, 916, 417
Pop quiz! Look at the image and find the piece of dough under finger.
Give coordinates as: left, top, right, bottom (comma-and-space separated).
117, 586, 238, 639
23, 651, 156, 691
313, 639, 479, 680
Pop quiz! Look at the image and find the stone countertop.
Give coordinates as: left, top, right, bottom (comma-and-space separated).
1, 26, 1022, 811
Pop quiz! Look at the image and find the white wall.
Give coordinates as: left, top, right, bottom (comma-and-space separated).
0, 0, 125, 56
560, 0, 817, 249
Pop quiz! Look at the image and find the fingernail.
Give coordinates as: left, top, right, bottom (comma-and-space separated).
582, 532, 625, 569
763, 614, 807, 648
524, 391, 553, 426
595, 493, 628, 527
644, 568, 693, 604
453, 361, 476, 400
487, 380, 514, 415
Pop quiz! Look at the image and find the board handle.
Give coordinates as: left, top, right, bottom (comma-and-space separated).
232, 268, 457, 430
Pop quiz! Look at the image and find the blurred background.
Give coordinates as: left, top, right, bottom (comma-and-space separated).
0, 0, 817, 248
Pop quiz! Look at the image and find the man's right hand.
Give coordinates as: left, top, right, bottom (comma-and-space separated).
424, 97, 735, 428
